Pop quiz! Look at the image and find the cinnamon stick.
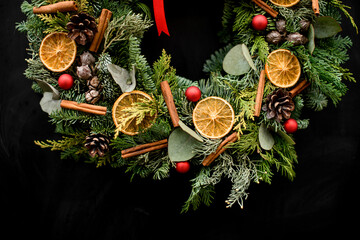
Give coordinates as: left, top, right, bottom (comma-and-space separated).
254, 70, 266, 117
33, 1, 78, 14
60, 100, 107, 115
121, 139, 168, 155
160, 81, 180, 128
251, 0, 278, 18
289, 80, 310, 97
121, 141, 168, 158
202, 132, 239, 166
312, 0, 320, 16
89, 9, 112, 53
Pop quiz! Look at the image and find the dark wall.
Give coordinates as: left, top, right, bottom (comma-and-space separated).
1, 1, 360, 239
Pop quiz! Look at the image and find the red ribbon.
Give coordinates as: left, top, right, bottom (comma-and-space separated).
153, 0, 170, 36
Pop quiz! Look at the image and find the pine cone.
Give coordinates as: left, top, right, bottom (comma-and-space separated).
85, 76, 103, 104
299, 19, 311, 32
262, 89, 295, 122
67, 12, 97, 45
77, 65, 92, 80
286, 32, 309, 46
276, 19, 287, 34
84, 133, 110, 158
266, 31, 284, 45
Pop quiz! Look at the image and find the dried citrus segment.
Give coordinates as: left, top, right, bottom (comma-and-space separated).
112, 90, 157, 136
265, 49, 301, 88
269, 0, 300, 7
193, 97, 235, 139
39, 32, 77, 72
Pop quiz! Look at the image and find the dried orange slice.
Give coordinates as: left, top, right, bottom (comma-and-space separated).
112, 90, 157, 136
265, 49, 301, 88
269, 0, 300, 7
39, 32, 77, 72
193, 97, 235, 139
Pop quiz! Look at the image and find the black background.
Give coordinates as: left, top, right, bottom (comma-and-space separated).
1, 0, 360, 239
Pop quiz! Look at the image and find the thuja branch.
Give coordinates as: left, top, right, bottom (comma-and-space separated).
102, 12, 152, 53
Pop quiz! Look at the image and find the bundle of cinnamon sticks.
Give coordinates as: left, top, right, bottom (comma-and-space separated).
60, 100, 107, 115
121, 139, 168, 158
289, 79, 310, 97
202, 132, 239, 166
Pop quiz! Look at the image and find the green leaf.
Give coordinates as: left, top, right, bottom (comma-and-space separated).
40, 92, 61, 115
178, 120, 203, 142
223, 44, 251, 76
307, 24, 315, 55
35, 79, 60, 100
259, 123, 274, 150
242, 44, 256, 71
313, 16, 342, 39
276, 130, 296, 145
168, 128, 201, 162
107, 64, 136, 92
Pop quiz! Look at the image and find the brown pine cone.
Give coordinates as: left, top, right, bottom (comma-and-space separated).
262, 89, 295, 122
266, 31, 284, 45
85, 76, 103, 104
67, 12, 98, 45
286, 32, 309, 46
84, 133, 110, 158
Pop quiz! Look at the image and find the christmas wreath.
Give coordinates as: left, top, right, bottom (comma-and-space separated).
17, 0, 357, 212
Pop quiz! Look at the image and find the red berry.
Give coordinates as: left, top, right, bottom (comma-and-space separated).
252, 15, 268, 31
176, 162, 190, 174
185, 86, 201, 102
58, 74, 74, 90
284, 118, 298, 134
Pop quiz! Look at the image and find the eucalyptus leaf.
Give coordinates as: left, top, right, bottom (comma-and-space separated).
313, 16, 342, 39
307, 24, 315, 55
242, 44, 256, 71
223, 44, 251, 75
40, 92, 61, 115
178, 120, 203, 142
168, 128, 201, 162
35, 79, 60, 100
259, 123, 275, 150
107, 64, 136, 92
276, 130, 296, 145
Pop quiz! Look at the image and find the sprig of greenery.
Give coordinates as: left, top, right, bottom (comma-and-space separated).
152, 49, 177, 92
103, 12, 152, 53
34, 132, 88, 160
37, 12, 71, 33
114, 98, 159, 138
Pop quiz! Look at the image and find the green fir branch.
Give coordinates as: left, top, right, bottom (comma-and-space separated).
102, 12, 152, 53
37, 12, 70, 34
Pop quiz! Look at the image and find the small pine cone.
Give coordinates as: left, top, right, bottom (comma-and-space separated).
85, 76, 103, 104
262, 89, 295, 122
77, 65, 92, 80
276, 19, 287, 34
299, 19, 311, 32
84, 133, 110, 158
266, 31, 283, 45
67, 12, 98, 45
87, 76, 100, 90
80, 51, 96, 66
286, 32, 309, 46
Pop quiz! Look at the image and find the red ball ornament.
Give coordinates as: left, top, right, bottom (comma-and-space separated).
185, 86, 201, 102
284, 118, 298, 134
58, 74, 74, 90
252, 15, 268, 31
176, 161, 190, 174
